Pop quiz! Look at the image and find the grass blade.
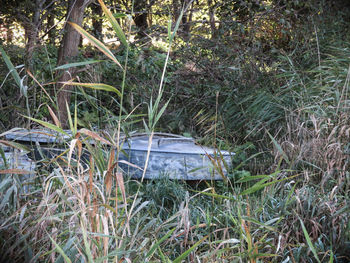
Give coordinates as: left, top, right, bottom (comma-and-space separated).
157, 246, 171, 263
97, 0, 128, 48
79, 128, 112, 145
153, 100, 170, 129
66, 101, 73, 133
0, 185, 15, 210
47, 105, 61, 128
48, 235, 72, 263
146, 227, 176, 259
173, 236, 207, 263
298, 217, 321, 263
191, 189, 236, 201
167, 16, 172, 42
81, 221, 94, 263
25, 116, 70, 136
0, 169, 34, 174
0, 46, 21, 88
61, 82, 121, 97
74, 102, 77, 135
236, 174, 270, 183
169, 8, 184, 44
0, 140, 30, 152
68, 22, 123, 69
239, 174, 299, 195
267, 130, 290, 165
54, 60, 103, 70
0, 147, 7, 168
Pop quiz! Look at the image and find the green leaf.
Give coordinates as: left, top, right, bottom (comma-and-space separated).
74, 102, 77, 135
285, 181, 298, 206
236, 174, 270, 183
68, 22, 123, 69
299, 217, 321, 263
25, 117, 70, 136
54, 60, 103, 70
62, 82, 121, 97
241, 216, 278, 232
153, 100, 170, 129
239, 174, 299, 195
66, 101, 73, 133
191, 189, 236, 201
0, 147, 7, 168
239, 181, 274, 195
232, 152, 263, 171
0, 46, 21, 88
267, 130, 290, 165
113, 13, 127, 19
48, 235, 72, 263
0, 185, 15, 210
146, 228, 176, 259
157, 246, 171, 263
173, 236, 207, 263
101, 204, 117, 214
169, 8, 184, 43
167, 17, 172, 41
0, 140, 30, 152
81, 221, 94, 263
98, 0, 128, 48
0, 178, 11, 192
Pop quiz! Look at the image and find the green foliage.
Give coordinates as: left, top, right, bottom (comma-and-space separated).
1, 129, 349, 261
1, 0, 350, 262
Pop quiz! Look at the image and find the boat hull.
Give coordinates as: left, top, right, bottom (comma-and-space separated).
119, 149, 231, 180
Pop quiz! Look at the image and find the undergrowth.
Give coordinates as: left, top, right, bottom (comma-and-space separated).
0, 0, 350, 262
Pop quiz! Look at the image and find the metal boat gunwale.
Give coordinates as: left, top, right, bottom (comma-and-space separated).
121, 134, 232, 155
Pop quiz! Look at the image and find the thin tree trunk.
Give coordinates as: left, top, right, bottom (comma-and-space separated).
187, 1, 194, 32
92, 3, 103, 40
173, 0, 191, 39
47, 10, 55, 45
134, 0, 148, 39
207, 0, 217, 38
181, 0, 191, 39
4, 18, 14, 44
56, 0, 91, 127
173, 0, 180, 23
25, 0, 44, 70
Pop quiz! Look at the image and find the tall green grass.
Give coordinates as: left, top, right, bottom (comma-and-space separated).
0, 1, 349, 262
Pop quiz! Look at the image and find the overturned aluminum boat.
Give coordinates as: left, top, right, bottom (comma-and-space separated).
3, 128, 72, 161
0, 150, 36, 193
3, 129, 233, 180
119, 133, 233, 180
4, 128, 70, 144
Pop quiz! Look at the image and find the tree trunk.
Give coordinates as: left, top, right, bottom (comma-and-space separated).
172, 0, 191, 39
207, 0, 217, 38
91, 3, 103, 40
134, 0, 148, 39
173, 0, 180, 23
47, 10, 56, 45
25, 0, 44, 70
56, 0, 91, 128
3, 18, 14, 44
181, 0, 191, 39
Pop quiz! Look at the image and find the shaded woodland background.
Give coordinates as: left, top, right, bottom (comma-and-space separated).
2, 0, 350, 170
1, 0, 350, 180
